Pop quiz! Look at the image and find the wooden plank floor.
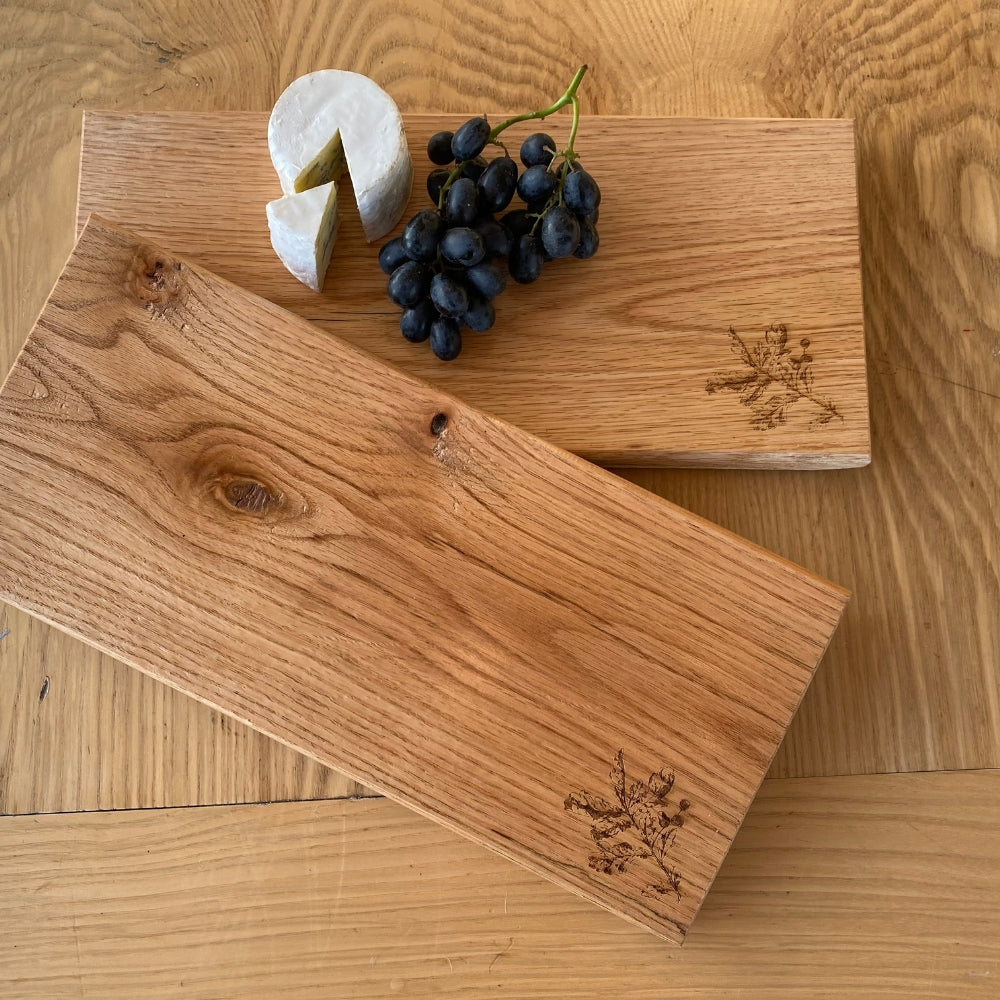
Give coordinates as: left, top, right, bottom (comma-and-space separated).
3, 772, 998, 998
2, 1, 999, 989
2, 1, 997, 808
2, 7, 999, 989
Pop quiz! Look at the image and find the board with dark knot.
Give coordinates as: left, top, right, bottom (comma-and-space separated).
0, 217, 848, 942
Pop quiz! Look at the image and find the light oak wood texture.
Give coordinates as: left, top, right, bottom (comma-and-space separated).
0, 602, 368, 813
1, 0, 998, 816
77, 111, 869, 470
0, 216, 848, 941
3, 771, 999, 998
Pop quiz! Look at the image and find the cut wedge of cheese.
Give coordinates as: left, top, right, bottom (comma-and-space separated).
268, 70, 412, 243
265, 181, 340, 293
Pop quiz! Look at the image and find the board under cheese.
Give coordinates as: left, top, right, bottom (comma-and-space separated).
77, 111, 869, 469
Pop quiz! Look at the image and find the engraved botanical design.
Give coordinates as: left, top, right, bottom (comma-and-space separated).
706, 323, 842, 430
565, 749, 690, 901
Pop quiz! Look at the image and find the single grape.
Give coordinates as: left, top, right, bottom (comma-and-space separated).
516, 164, 557, 204
427, 131, 455, 165
440, 227, 486, 267
475, 218, 513, 257
430, 317, 462, 361
500, 208, 533, 239
451, 117, 491, 161
427, 168, 451, 203
387, 261, 432, 308
520, 132, 556, 168
465, 259, 507, 299
563, 167, 601, 216
509, 233, 544, 284
400, 299, 437, 342
402, 209, 444, 263
462, 156, 488, 182
378, 236, 409, 275
540, 205, 581, 259
430, 272, 469, 318
573, 218, 600, 259
444, 177, 479, 226
463, 292, 496, 332
477, 155, 518, 213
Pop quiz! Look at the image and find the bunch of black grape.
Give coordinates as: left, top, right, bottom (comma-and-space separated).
379, 116, 601, 361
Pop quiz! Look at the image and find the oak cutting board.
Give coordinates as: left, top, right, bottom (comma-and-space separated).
77, 112, 869, 469
0, 217, 849, 942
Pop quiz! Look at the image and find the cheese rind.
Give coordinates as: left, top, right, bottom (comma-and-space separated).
268, 70, 412, 242
265, 181, 340, 292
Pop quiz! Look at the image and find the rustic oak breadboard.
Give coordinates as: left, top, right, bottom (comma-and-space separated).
0, 217, 848, 942
77, 112, 869, 469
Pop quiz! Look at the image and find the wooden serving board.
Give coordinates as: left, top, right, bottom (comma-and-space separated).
0, 217, 849, 942
77, 112, 869, 469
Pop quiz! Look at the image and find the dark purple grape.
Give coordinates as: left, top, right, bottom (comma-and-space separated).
573, 218, 600, 259
509, 233, 544, 284
430, 317, 462, 360
430, 272, 469, 318
465, 259, 506, 299
440, 227, 486, 267
387, 261, 432, 308
427, 168, 451, 203
463, 292, 496, 332
520, 132, 556, 168
444, 177, 478, 226
378, 236, 409, 275
500, 208, 532, 239
400, 299, 437, 342
427, 131, 455, 165
402, 209, 444, 262
475, 219, 513, 257
461, 156, 488, 181
540, 205, 581, 259
451, 117, 491, 161
563, 167, 601, 216
516, 164, 557, 204
477, 155, 518, 213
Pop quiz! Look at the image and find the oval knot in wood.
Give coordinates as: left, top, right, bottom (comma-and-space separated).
223, 478, 283, 516
125, 245, 186, 309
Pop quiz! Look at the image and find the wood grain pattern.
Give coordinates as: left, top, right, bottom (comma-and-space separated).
2, 771, 999, 998
1, 0, 998, 816
76, 111, 869, 470
0, 601, 369, 814
0, 216, 848, 941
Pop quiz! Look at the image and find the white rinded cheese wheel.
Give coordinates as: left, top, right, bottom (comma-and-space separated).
268, 70, 413, 243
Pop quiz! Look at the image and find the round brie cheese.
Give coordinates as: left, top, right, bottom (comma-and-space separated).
268, 70, 413, 243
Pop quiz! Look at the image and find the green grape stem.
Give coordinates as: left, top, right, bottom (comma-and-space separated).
438, 64, 588, 209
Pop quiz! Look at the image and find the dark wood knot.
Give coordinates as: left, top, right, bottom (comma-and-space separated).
223, 478, 282, 515
125, 245, 186, 310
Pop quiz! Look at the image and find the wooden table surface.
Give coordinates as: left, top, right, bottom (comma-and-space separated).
1, 0, 997, 994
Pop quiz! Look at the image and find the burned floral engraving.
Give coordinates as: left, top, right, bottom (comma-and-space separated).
706, 323, 842, 429
565, 749, 690, 901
